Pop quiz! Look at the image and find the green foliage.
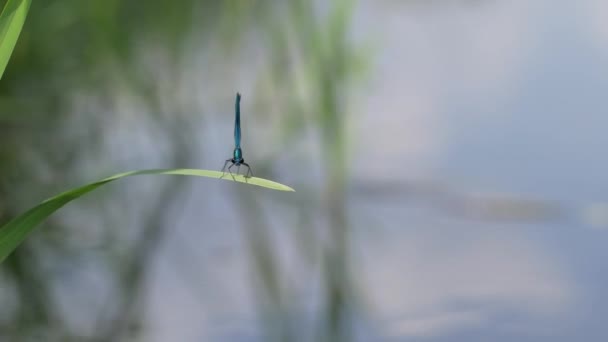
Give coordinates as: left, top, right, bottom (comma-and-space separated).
0, 0, 279, 339
0, 0, 30, 79
0, 168, 294, 263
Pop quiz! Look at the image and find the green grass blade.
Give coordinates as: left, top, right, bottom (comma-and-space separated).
0, 0, 31, 79
0, 168, 294, 263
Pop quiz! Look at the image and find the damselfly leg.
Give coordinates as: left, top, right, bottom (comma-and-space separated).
220, 160, 253, 181
241, 162, 253, 178
220, 159, 233, 179
221, 159, 232, 173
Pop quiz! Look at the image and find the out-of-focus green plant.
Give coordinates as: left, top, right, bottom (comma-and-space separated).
0, 0, 365, 341
0, 1, 279, 340
0, 0, 30, 79
229, 1, 368, 341
281, 3, 363, 341
0, 0, 293, 279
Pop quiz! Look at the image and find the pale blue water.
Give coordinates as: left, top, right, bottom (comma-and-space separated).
142, 0, 608, 341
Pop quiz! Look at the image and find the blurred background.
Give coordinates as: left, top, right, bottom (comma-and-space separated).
1, 0, 608, 341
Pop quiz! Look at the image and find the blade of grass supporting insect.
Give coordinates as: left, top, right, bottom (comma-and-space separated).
0, 0, 31, 79
0, 168, 294, 263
